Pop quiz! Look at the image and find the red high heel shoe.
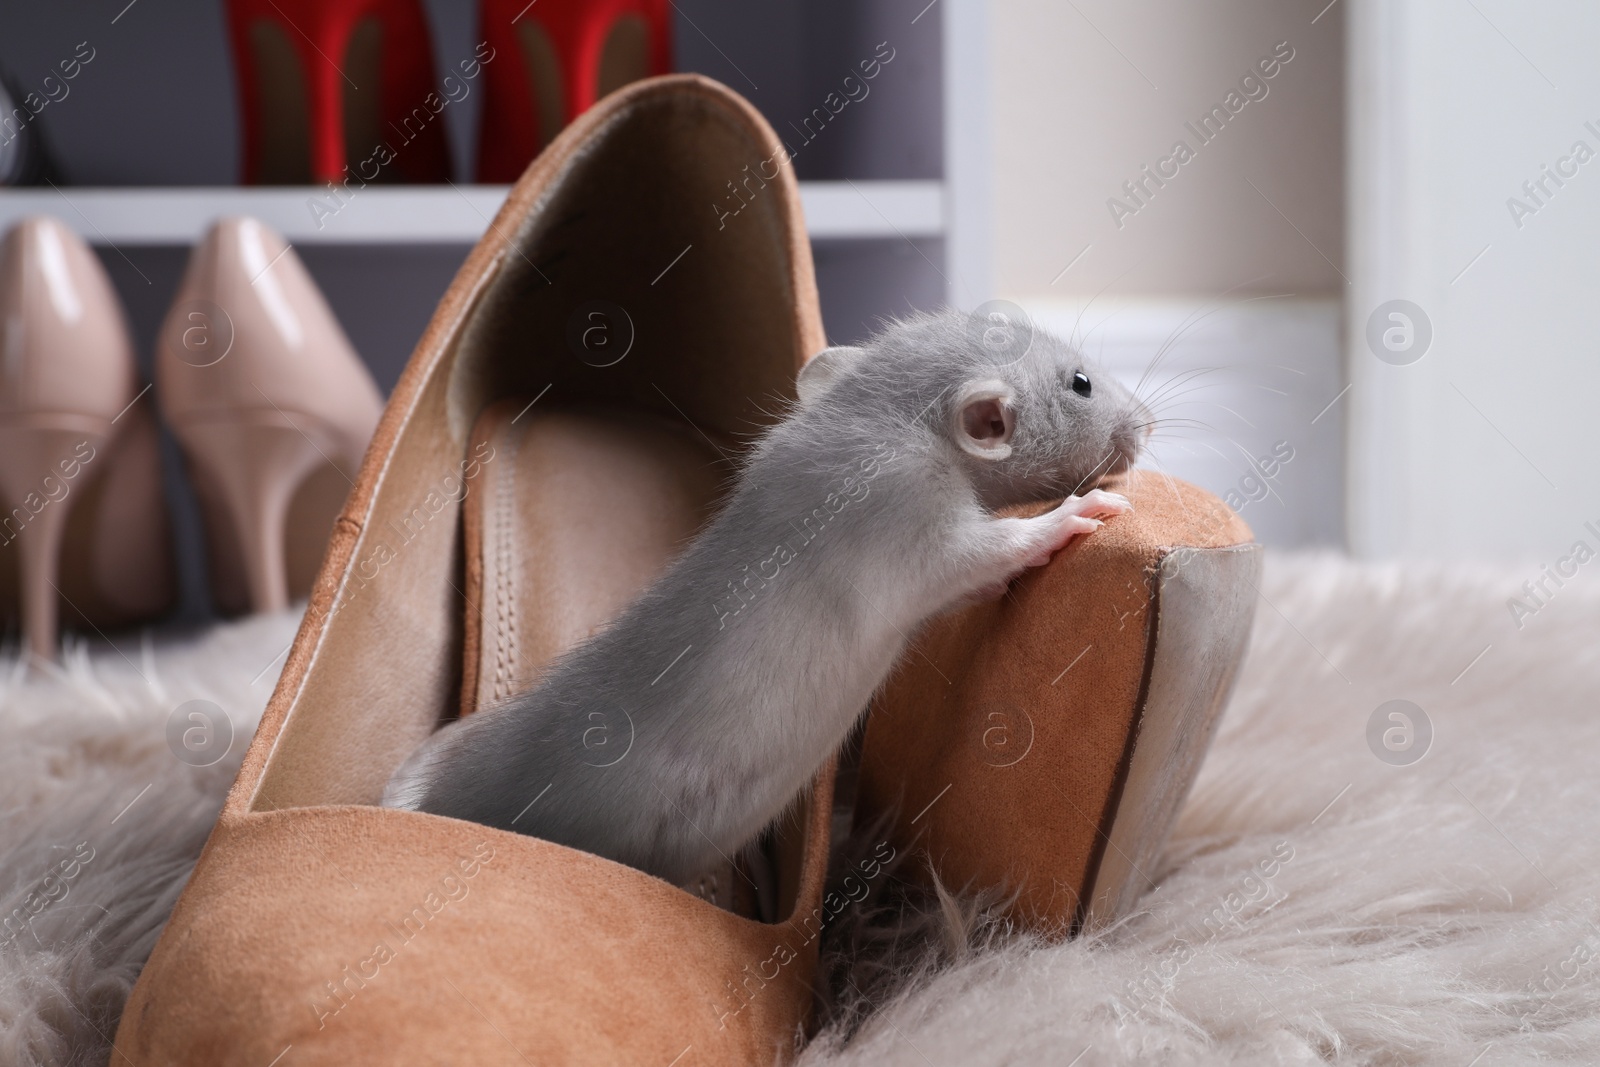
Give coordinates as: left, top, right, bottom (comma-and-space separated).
227, 0, 452, 184
476, 0, 671, 181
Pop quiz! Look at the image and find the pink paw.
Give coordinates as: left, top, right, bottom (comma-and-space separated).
1059, 489, 1133, 521
1018, 492, 1132, 568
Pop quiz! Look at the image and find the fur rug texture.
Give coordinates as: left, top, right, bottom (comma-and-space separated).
2, 552, 1597, 1065
0, 613, 300, 1067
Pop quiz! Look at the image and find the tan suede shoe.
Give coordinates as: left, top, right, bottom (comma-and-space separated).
115, 74, 833, 1065
856, 471, 1260, 932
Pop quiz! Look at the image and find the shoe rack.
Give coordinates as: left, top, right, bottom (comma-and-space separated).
0, 0, 951, 351
0, 0, 958, 627
0, 183, 943, 245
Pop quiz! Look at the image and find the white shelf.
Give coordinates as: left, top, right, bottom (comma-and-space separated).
0, 180, 943, 246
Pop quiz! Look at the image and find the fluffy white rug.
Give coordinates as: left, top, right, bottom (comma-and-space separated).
3, 554, 1597, 1065
806, 553, 1600, 1066
0, 613, 298, 1067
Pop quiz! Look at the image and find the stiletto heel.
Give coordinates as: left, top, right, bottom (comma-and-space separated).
157, 217, 382, 616
0, 425, 107, 661
226, 0, 451, 184
174, 420, 335, 614
476, 0, 670, 181
0, 217, 174, 662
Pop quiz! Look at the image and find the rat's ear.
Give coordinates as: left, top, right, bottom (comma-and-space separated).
954, 379, 1016, 460
797, 345, 866, 408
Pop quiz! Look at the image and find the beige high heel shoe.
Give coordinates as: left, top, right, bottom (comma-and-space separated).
156, 217, 383, 615
0, 217, 174, 661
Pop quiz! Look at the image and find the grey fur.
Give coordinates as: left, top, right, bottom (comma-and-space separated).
382, 309, 1149, 884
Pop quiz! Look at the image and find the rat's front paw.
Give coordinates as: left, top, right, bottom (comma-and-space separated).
1012, 505, 1102, 568
1059, 488, 1132, 520
1020, 491, 1131, 566
974, 491, 1132, 586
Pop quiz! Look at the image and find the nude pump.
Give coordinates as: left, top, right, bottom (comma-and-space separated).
0, 217, 174, 661
156, 217, 382, 615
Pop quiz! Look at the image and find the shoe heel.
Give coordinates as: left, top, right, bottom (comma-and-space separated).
227, 0, 451, 183
474, 0, 671, 181
175, 419, 332, 614
0, 423, 109, 662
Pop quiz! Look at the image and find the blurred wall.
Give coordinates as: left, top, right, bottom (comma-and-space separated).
1347, 0, 1600, 561
972, 0, 1347, 547
990, 0, 1344, 299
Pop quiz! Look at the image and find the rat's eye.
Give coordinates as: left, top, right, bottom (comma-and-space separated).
1071, 371, 1092, 398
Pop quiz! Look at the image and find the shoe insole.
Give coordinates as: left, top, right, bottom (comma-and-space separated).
458, 398, 775, 916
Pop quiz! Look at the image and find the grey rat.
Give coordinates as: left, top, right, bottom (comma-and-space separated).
382, 308, 1151, 885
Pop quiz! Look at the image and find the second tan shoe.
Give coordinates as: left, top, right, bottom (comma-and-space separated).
116, 75, 834, 1064
156, 217, 383, 616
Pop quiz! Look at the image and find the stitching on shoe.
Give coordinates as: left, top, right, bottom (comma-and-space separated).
490, 423, 521, 704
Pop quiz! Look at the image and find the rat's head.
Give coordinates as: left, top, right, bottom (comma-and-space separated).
796, 309, 1150, 510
